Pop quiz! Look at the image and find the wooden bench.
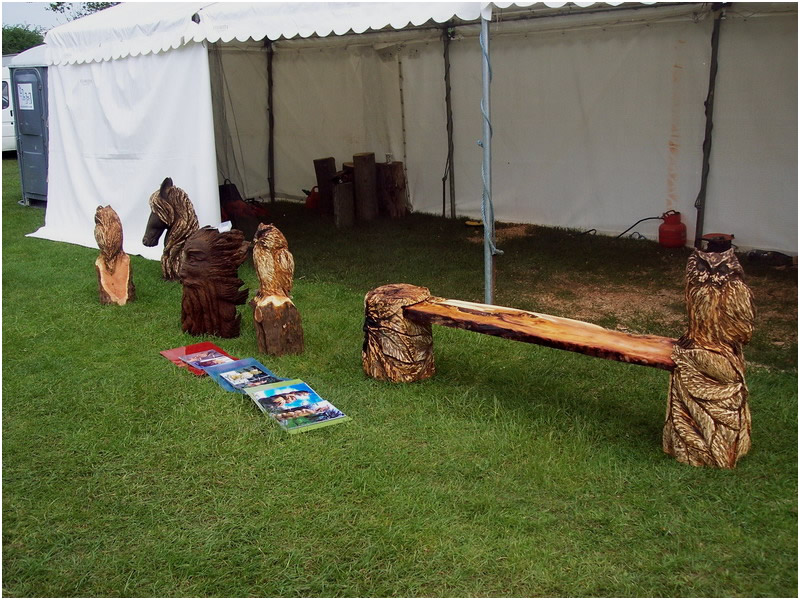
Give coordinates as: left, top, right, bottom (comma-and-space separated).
361, 247, 757, 470
361, 283, 675, 383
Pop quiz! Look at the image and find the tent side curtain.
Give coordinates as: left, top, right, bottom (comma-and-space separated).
27, 42, 220, 258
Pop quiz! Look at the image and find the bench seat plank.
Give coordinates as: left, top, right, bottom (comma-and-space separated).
404, 298, 677, 371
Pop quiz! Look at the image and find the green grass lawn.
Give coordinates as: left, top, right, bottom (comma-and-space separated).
3, 156, 797, 597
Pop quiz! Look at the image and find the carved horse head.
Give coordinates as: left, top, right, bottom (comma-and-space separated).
142, 177, 199, 280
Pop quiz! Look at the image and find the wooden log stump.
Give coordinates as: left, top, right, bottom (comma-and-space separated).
142, 177, 200, 281
179, 226, 249, 338
94, 205, 135, 305
313, 157, 337, 216
333, 182, 355, 229
251, 223, 304, 355
376, 161, 407, 218
663, 249, 756, 468
362, 284, 435, 382
353, 152, 378, 222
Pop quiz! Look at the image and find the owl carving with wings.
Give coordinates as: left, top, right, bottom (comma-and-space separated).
664, 248, 756, 468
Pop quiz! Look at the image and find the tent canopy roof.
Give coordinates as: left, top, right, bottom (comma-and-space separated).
43, 1, 632, 65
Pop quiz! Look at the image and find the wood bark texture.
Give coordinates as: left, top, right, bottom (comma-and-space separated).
376, 161, 407, 218
405, 298, 677, 370
333, 182, 355, 229
142, 177, 200, 281
353, 152, 378, 222
179, 226, 249, 338
313, 157, 337, 216
251, 223, 304, 355
362, 284, 435, 382
94, 205, 135, 305
663, 249, 756, 468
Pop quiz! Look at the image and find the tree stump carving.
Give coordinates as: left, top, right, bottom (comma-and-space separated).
94, 205, 135, 305
663, 248, 756, 468
179, 226, 249, 338
362, 284, 435, 382
251, 223, 304, 355
142, 177, 200, 281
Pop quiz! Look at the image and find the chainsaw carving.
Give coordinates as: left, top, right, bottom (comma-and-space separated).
94, 205, 135, 305
362, 284, 435, 382
179, 226, 249, 338
251, 223, 304, 355
663, 248, 756, 468
142, 177, 199, 281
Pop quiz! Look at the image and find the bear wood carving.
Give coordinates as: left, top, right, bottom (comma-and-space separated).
94, 205, 135, 305
663, 248, 756, 468
179, 226, 249, 338
142, 177, 199, 281
250, 223, 304, 355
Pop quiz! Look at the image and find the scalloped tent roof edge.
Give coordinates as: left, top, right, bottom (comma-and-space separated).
42, 1, 639, 65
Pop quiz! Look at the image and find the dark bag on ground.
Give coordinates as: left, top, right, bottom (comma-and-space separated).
219, 178, 269, 241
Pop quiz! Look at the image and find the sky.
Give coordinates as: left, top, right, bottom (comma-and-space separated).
2, 1, 72, 31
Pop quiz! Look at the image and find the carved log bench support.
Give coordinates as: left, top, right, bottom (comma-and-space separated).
362, 284, 435, 382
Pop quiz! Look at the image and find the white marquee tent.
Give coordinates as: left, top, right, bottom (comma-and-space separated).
28, 1, 797, 267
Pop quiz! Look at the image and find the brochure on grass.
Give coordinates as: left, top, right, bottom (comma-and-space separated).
246, 379, 351, 434
180, 348, 236, 370
160, 341, 237, 376
203, 358, 285, 393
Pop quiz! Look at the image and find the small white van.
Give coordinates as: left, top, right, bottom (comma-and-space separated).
2, 63, 16, 152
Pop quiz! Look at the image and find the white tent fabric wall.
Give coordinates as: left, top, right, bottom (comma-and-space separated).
704, 11, 797, 253
437, 17, 711, 242
28, 42, 220, 259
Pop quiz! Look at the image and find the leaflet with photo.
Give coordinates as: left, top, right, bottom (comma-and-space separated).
203, 358, 285, 393
160, 341, 237, 376
179, 348, 235, 370
245, 379, 351, 434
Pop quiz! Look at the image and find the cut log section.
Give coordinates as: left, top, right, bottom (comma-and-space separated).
405, 298, 677, 371
376, 161, 407, 218
313, 157, 337, 216
333, 182, 355, 229
95, 254, 135, 306
362, 284, 435, 382
253, 295, 305, 356
353, 152, 378, 222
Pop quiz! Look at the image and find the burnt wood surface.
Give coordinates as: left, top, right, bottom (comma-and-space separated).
405, 298, 677, 371
179, 226, 249, 338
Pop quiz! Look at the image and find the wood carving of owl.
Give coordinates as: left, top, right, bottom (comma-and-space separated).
663, 248, 756, 468
252, 223, 295, 301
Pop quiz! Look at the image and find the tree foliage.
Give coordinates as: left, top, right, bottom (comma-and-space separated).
48, 2, 120, 21
2, 25, 45, 56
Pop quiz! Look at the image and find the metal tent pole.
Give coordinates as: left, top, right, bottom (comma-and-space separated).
480, 16, 495, 304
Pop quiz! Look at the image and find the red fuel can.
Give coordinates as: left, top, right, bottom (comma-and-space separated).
659, 210, 687, 248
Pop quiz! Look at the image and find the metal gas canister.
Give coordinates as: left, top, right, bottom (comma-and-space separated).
659, 210, 687, 248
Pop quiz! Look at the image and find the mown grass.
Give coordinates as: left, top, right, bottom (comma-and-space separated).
3, 156, 797, 597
